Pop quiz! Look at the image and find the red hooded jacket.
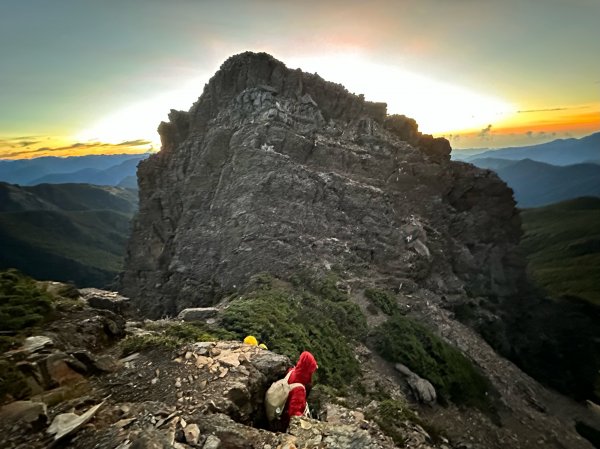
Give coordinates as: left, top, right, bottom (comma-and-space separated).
285, 351, 318, 419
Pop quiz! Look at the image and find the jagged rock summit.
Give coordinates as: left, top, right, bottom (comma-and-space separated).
123, 51, 523, 318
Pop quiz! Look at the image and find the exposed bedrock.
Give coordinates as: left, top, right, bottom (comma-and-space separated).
122, 52, 524, 318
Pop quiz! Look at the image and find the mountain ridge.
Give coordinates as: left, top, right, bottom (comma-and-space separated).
0, 182, 137, 286
0, 153, 149, 186
470, 158, 600, 207
454, 131, 600, 166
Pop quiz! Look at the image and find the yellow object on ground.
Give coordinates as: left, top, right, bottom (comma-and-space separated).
259, 343, 268, 350
243, 335, 258, 346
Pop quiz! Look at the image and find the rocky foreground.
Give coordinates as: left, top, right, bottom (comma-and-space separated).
1, 288, 451, 449
1, 285, 597, 449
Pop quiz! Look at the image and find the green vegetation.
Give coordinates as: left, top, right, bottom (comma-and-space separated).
464, 198, 600, 404
370, 399, 411, 446
0, 270, 86, 401
504, 294, 600, 402
364, 288, 398, 315
373, 313, 495, 411
520, 197, 600, 305
290, 269, 349, 302
0, 209, 132, 288
0, 182, 138, 288
0, 360, 30, 401
120, 322, 235, 356
221, 273, 367, 388
0, 269, 54, 337
120, 334, 183, 356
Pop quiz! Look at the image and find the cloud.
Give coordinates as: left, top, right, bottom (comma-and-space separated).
0, 136, 41, 148
0, 139, 153, 159
113, 139, 152, 147
478, 124, 492, 139
18, 140, 40, 147
444, 133, 461, 142
526, 130, 557, 139
517, 106, 589, 113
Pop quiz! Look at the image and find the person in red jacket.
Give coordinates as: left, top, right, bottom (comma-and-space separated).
283, 351, 318, 428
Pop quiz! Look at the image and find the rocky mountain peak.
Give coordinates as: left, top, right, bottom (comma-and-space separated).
123, 52, 523, 319
158, 51, 389, 152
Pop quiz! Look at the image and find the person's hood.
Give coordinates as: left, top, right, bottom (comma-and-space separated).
289, 351, 318, 385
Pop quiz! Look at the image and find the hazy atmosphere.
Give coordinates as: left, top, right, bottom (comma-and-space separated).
1, 0, 599, 159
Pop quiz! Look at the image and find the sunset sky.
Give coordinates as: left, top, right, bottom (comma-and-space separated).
1, 0, 599, 159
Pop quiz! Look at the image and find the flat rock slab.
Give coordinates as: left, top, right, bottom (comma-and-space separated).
177, 308, 219, 321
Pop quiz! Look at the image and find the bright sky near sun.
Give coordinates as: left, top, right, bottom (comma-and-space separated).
1, 0, 599, 159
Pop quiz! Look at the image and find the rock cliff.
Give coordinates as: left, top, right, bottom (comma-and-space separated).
122, 52, 524, 318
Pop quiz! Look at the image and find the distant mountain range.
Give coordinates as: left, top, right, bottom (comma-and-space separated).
454, 131, 600, 166
0, 182, 138, 287
0, 153, 149, 187
451, 132, 600, 207
470, 158, 600, 207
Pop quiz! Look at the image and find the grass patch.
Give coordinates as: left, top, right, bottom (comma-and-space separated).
120, 334, 182, 356
364, 288, 398, 315
290, 269, 349, 302
373, 313, 496, 412
147, 321, 236, 342
0, 269, 54, 332
221, 274, 366, 388
120, 322, 235, 356
369, 399, 411, 446
520, 198, 600, 305
366, 399, 444, 446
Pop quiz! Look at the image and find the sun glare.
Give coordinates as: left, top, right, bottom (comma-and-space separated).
75, 74, 210, 146
286, 53, 515, 134
76, 53, 514, 147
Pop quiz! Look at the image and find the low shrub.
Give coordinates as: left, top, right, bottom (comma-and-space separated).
0, 269, 54, 332
290, 270, 348, 302
120, 334, 182, 356
369, 399, 412, 445
120, 321, 236, 357
221, 275, 367, 388
163, 322, 235, 342
364, 288, 398, 315
373, 313, 496, 412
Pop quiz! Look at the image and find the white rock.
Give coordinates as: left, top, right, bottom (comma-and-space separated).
184, 423, 200, 445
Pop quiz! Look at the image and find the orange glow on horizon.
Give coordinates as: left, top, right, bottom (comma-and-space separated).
0, 136, 154, 160
2, 103, 598, 159
444, 103, 600, 148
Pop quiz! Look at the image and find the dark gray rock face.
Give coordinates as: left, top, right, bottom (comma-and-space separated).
122, 52, 524, 318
